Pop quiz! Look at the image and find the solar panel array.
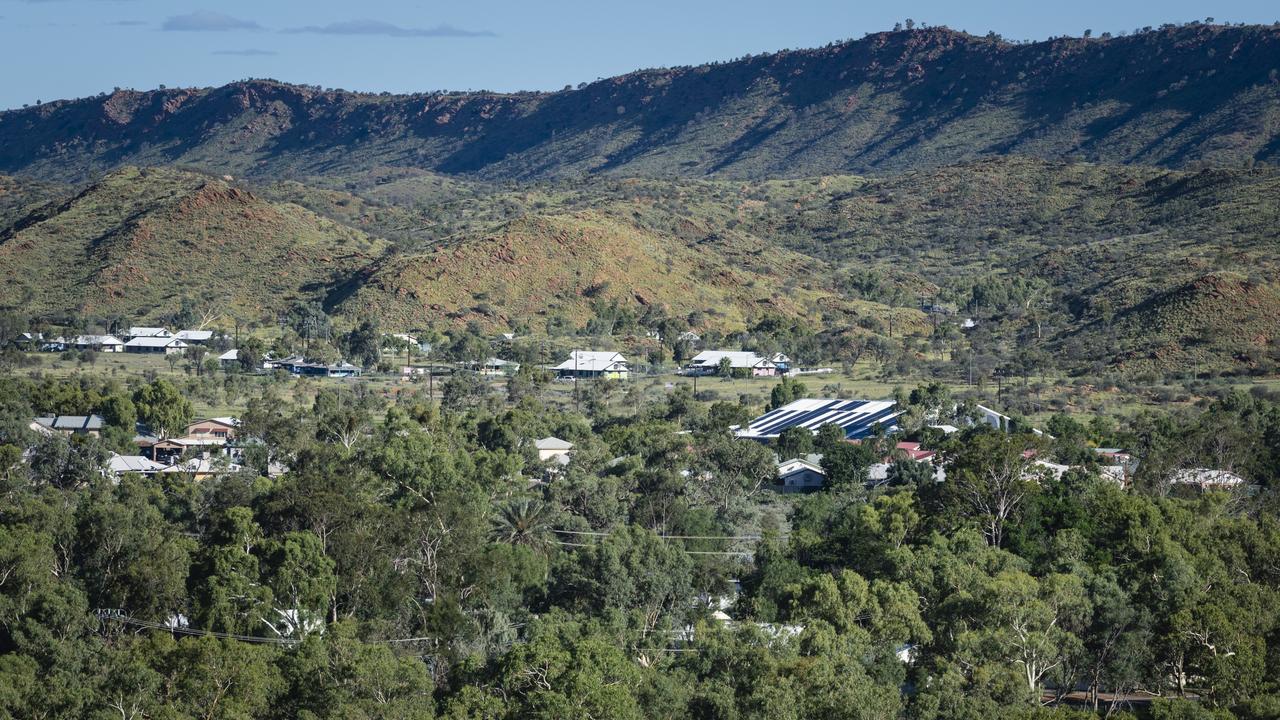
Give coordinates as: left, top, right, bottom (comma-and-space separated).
736, 399, 901, 440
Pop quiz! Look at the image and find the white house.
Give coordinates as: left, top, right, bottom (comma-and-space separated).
551, 351, 629, 380
535, 437, 574, 463
683, 350, 779, 377
218, 349, 240, 368
777, 457, 826, 490
125, 337, 188, 355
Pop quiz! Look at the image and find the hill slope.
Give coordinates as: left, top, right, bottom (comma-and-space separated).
0, 167, 387, 320
335, 210, 920, 332
2, 24, 1279, 183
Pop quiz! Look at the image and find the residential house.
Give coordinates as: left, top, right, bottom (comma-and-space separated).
14, 332, 43, 351
40, 336, 69, 352
777, 457, 826, 491
33, 414, 106, 437
736, 398, 901, 441
127, 327, 173, 340
186, 417, 239, 442
218, 349, 240, 369
535, 437, 574, 463
107, 454, 168, 477
770, 353, 792, 374
71, 335, 124, 352
174, 329, 214, 344
124, 337, 188, 355
683, 350, 779, 377
476, 357, 520, 376
269, 357, 362, 377
551, 351, 629, 380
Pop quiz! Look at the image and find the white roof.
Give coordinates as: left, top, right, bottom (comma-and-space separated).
688, 350, 773, 369
535, 437, 574, 450
108, 454, 169, 474
551, 351, 627, 373
128, 327, 172, 337
72, 334, 123, 346
218, 349, 239, 361
929, 424, 959, 434
125, 337, 188, 348
777, 458, 824, 476
175, 330, 213, 341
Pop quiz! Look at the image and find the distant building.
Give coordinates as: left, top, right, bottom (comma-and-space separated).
736, 398, 901, 441
269, 357, 363, 377
777, 457, 826, 491
13, 332, 43, 351
124, 337, 188, 355
477, 357, 520, 376
218, 349, 240, 369
107, 454, 168, 477
186, 417, 239, 442
34, 414, 106, 437
535, 437, 574, 463
683, 350, 779, 377
71, 335, 124, 352
174, 329, 214, 344
127, 327, 173, 340
551, 351, 629, 380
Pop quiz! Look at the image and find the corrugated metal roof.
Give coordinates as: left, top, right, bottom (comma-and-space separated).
736, 398, 900, 440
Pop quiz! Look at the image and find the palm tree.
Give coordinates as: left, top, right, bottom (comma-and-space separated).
492, 498, 553, 549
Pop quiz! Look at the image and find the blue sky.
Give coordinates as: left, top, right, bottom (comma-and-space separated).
1, 0, 1276, 110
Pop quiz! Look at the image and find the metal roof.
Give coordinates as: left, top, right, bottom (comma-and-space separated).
736, 398, 901, 440
35, 414, 106, 431
551, 351, 627, 373
125, 336, 188, 348
687, 350, 773, 369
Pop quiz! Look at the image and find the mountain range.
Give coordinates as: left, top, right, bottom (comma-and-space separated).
1, 24, 1278, 183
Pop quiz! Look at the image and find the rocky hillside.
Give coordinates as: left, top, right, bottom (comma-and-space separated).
0, 167, 386, 321
2, 24, 1278, 183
